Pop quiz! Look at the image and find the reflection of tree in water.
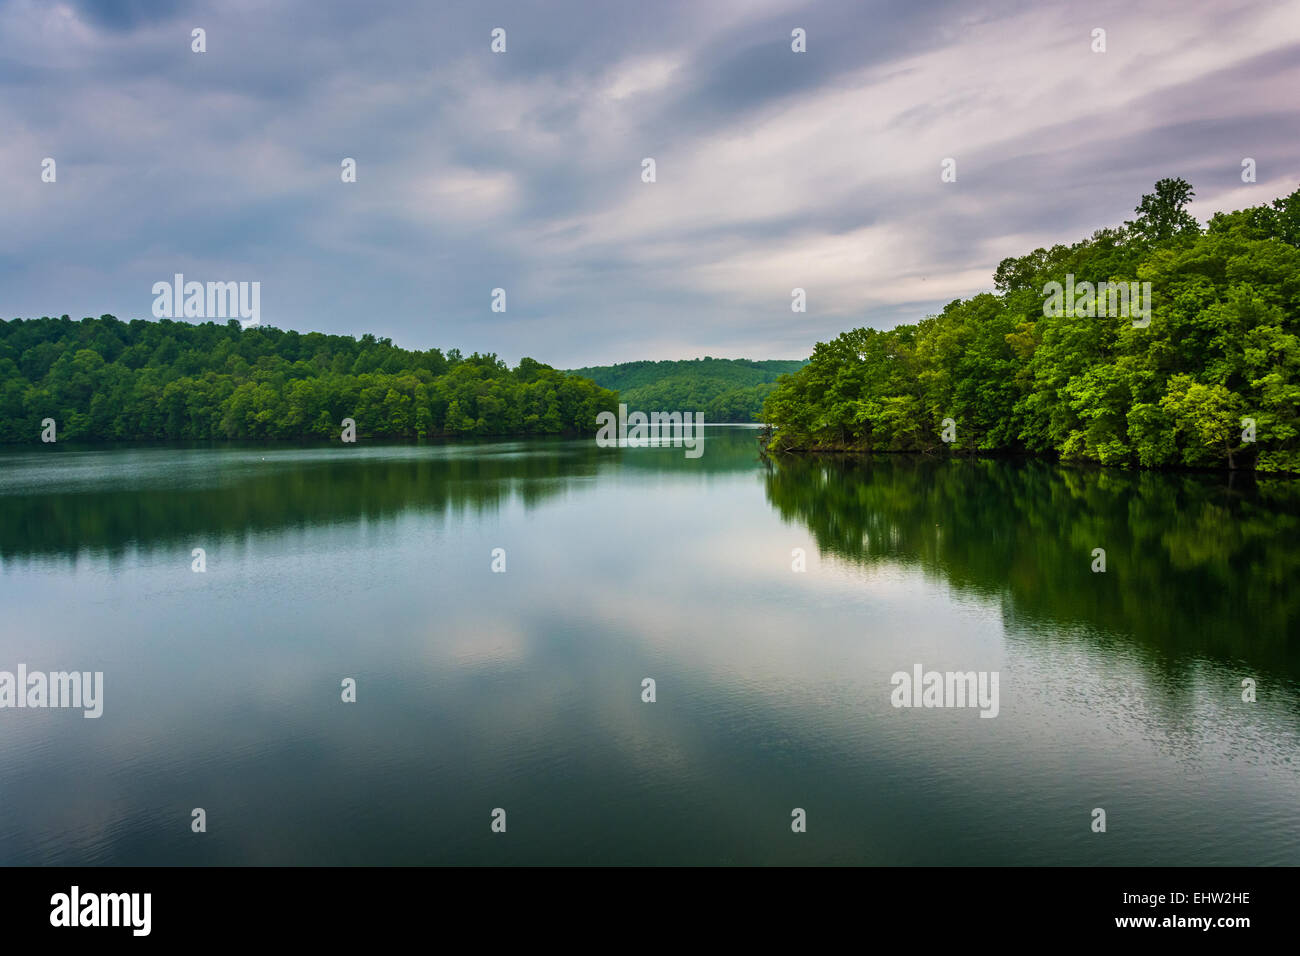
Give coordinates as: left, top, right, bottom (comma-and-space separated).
0, 428, 767, 563
764, 453, 1300, 678
0, 443, 603, 563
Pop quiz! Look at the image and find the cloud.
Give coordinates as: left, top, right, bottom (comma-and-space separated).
0, 0, 1296, 365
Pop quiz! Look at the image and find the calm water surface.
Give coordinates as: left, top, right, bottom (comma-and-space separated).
1, 426, 1297, 865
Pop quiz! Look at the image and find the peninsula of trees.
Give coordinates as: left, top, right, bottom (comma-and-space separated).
0, 318, 616, 442
763, 181, 1300, 474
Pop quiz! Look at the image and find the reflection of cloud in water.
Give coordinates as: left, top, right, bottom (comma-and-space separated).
1, 430, 1297, 864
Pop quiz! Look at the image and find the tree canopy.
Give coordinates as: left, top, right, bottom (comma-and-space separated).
764, 181, 1300, 474
0, 317, 617, 442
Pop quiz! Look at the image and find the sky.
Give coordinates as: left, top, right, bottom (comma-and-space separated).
2, 0, 1298, 368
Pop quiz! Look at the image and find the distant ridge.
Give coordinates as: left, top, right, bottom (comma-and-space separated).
568, 358, 807, 423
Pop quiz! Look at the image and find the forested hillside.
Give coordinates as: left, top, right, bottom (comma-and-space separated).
0, 317, 616, 442
570, 357, 806, 422
764, 180, 1300, 474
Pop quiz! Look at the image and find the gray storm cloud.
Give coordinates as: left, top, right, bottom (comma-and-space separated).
1, 0, 1296, 365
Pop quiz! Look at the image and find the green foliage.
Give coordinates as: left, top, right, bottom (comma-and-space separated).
570, 357, 807, 422
764, 183, 1300, 474
1125, 177, 1200, 245
0, 317, 617, 442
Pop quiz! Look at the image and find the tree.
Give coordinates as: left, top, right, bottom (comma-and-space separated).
1126, 177, 1199, 244
1159, 375, 1248, 468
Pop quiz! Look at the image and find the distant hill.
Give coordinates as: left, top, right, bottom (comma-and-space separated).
568, 358, 808, 423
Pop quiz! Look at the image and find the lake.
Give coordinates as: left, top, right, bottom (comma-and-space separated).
1, 425, 1296, 865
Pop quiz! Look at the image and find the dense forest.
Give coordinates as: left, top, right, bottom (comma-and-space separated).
570, 357, 806, 422
0, 317, 617, 442
763, 180, 1300, 474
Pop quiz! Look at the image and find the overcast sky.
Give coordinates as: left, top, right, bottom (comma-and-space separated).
2, 0, 1298, 367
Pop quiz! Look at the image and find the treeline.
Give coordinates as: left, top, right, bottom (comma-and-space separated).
764, 180, 1300, 474
570, 357, 806, 422
0, 316, 617, 442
